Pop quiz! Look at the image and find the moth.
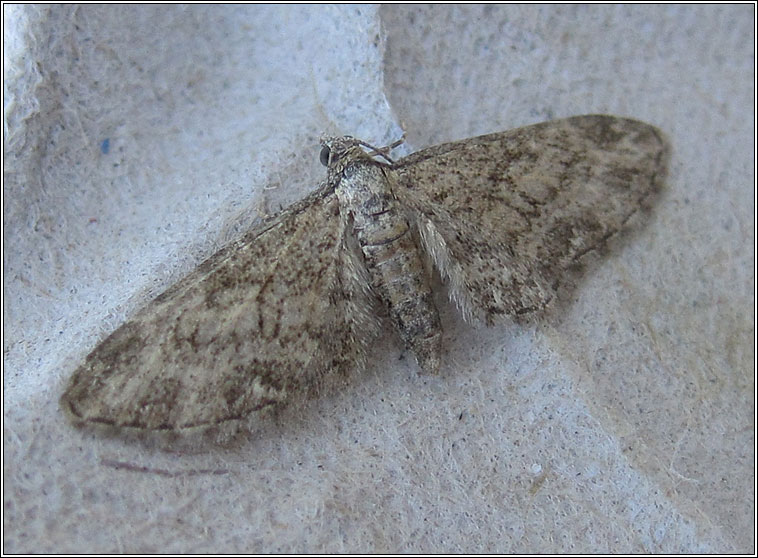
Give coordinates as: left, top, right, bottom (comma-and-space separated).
61, 115, 668, 433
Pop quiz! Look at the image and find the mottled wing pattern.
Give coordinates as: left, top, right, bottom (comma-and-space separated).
392, 115, 669, 323
61, 187, 379, 431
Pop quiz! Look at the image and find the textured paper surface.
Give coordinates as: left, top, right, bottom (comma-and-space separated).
3, 4, 753, 553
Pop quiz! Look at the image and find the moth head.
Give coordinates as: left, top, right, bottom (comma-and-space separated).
319, 135, 403, 171
319, 136, 362, 169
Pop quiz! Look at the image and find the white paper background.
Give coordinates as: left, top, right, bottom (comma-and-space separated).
4, 4, 753, 553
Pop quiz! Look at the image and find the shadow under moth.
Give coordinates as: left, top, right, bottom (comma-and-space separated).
61, 115, 669, 434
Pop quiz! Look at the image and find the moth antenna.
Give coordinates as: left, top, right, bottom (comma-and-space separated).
357, 134, 406, 164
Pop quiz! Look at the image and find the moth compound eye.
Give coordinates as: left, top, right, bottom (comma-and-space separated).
319, 146, 331, 167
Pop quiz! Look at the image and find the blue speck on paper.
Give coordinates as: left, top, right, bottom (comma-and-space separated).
100, 138, 110, 154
